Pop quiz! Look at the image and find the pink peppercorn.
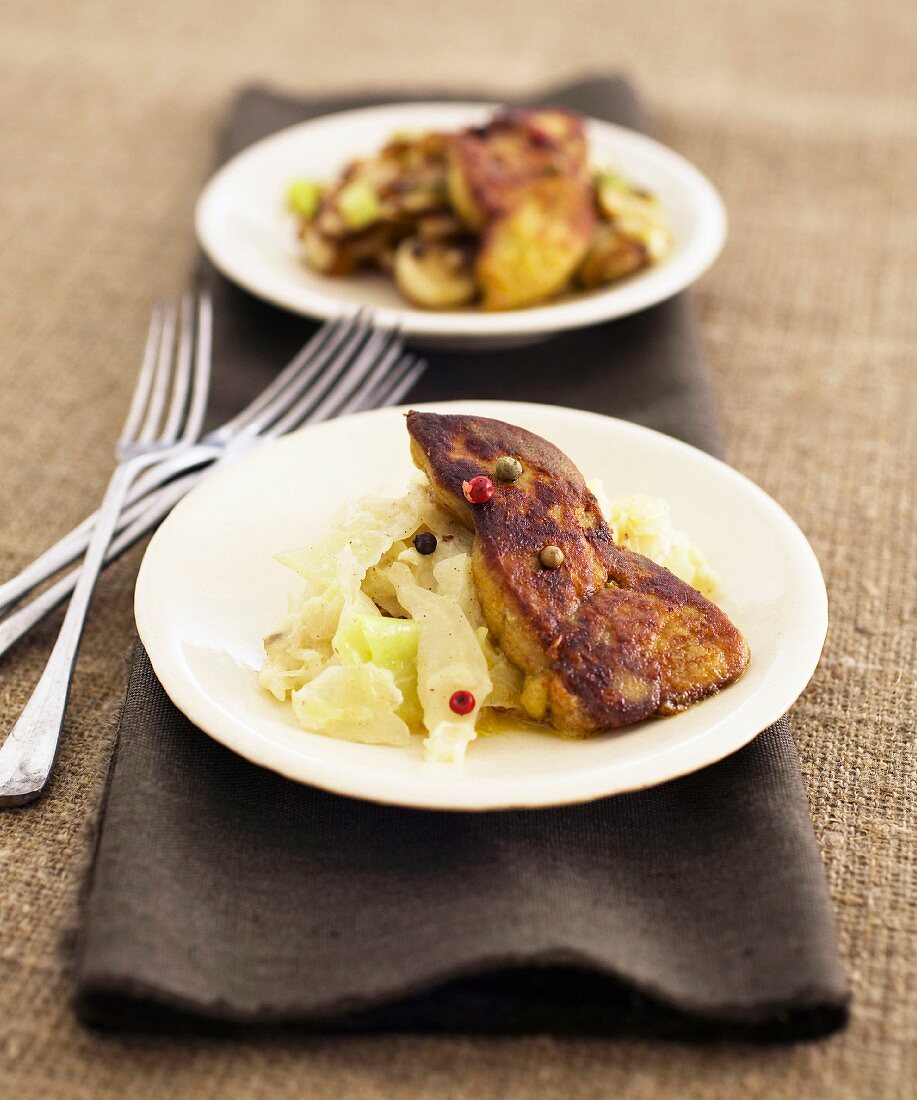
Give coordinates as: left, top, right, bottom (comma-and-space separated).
462, 476, 494, 504
449, 690, 476, 716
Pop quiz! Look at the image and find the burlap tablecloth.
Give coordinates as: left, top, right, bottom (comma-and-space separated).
0, 1, 913, 1096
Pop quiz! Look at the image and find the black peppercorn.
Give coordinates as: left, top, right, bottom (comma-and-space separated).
413, 531, 438, 555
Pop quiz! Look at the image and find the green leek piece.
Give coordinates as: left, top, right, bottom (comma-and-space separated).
287, 178, 324, 220
336, 612, 422, 725
337, 179, 381, 229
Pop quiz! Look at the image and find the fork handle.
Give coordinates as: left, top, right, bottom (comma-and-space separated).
0, 471, 202, 660
0, 437, 268, 666
0, 442, 219, 617
0, 462, 141, 806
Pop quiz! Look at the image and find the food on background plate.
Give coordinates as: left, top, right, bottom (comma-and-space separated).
260, 413, 749, 763
287, 108, 671, 311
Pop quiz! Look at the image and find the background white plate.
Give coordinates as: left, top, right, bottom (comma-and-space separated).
195, 103, 727, 348
135, 402, 827, 811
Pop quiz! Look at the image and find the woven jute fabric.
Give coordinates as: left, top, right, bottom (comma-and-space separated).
0, 1, 913, 1097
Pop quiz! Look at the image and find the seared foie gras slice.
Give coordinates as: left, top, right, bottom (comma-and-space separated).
406, 411, 750, 734
447, 109, 596, 310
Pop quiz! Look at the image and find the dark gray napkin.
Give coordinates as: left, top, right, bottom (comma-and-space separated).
74, 78, 848, 1038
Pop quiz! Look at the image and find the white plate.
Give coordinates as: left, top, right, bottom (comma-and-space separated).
135, 402, 827, 811
195, 102, 726, 348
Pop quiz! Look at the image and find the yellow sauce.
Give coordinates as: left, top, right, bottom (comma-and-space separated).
476, 710, 585, 740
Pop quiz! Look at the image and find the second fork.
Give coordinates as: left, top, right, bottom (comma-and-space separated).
0, 296, 213, 806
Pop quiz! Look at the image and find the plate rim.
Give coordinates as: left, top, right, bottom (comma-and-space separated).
194, 100, 728, 340
134, 400, 828, 812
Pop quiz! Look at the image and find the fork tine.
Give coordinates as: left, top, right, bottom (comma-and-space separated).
154, 296, 192, 446
265, 316, 386, 437
331, 339, 412, 420
366, 354, 427, 411
119, 301, 164, 447
281, 326, 403, 433
218, 311, 364, 439
223, 312, 374, 440
137, 299, 177, 443
181, 292, 212, 442
161, 294, 195, 441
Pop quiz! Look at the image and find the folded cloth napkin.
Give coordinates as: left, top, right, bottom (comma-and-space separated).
74, 77, 848, 1038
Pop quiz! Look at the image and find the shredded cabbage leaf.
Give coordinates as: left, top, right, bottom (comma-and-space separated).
292, 664, 410, 746
387, 560, 491, 763
589, 481, 720, 599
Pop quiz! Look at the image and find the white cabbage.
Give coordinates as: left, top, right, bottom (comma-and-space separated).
589, 482, 720, 599
386, 561, 492, 763
292, 664, 410, 745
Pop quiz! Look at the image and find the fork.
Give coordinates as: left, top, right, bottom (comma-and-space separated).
0, 309, 379, 618
0, 324, 424, 660
0, 295, 213, 806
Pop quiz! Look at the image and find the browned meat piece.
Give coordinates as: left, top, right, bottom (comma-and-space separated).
447, 109, 596, 310
576, 224, 650, 288
475, 174, 597, 311
447, 108, 591, 228
407, 411, 750, 734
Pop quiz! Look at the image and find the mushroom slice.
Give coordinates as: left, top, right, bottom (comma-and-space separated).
595, 173, 671, 262
416, 211, 466, 240
394, 238, 477, 309
301, 222, 394, 276
576, 224, 650, 289
301, 223, 356, 275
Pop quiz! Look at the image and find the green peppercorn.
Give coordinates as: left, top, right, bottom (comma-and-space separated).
540, 545, 565, 569
413, 531, 437, 556
495, 455, 523, 483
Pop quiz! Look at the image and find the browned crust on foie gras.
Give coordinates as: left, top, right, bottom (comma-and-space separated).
406, 410, 750, 734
